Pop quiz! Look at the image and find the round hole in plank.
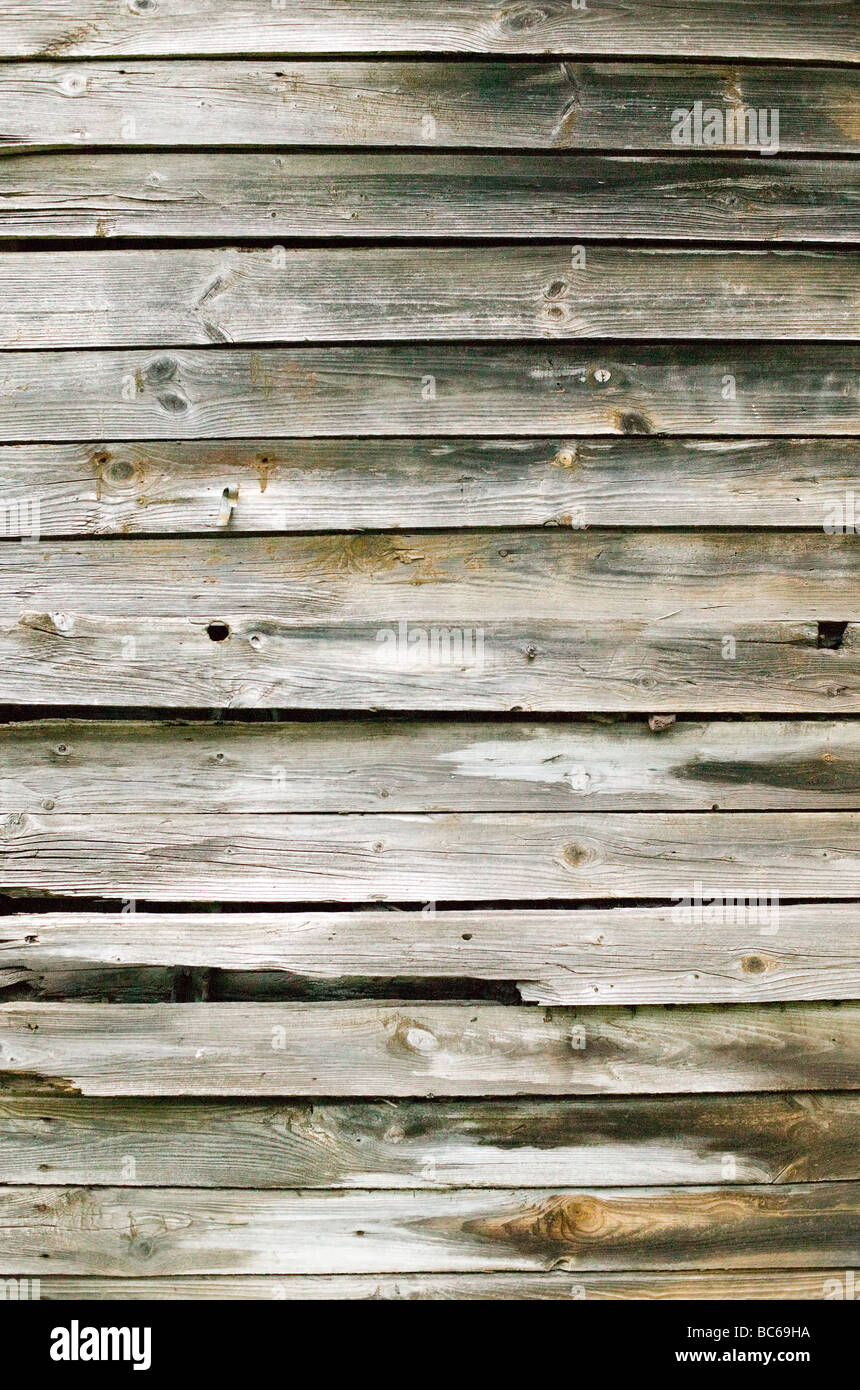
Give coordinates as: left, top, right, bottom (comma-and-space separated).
207, 622, 231, 643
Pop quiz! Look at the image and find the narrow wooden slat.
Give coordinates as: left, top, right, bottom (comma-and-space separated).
3, 531, 858, 624
2, 1, 854, 60
4, 718, 858, 813
0, 617, 855, 711
0, 1182, 857, 1274
1, 1001, 856, 1097
2, 905, 858, 1006
1, 813, 858, 902
3, 63, 856, 153
3, 247, 857, 348
1, 346, 854, 441
3, 1093, 855, 1187
19, 1270, 860, 1300
0, 437, 855, 533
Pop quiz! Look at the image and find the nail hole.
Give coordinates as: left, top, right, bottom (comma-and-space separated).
817, 621, 848, 650
207, 622, 230, 642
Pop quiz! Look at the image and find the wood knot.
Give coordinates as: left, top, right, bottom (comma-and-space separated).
562, 843, 589, 868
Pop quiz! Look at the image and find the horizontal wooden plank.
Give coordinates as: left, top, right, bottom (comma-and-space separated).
3, 1092, 855, 1187
3, 63, 857, 153
2, 2, 855, 59
1, 1182, 857, 1274
6, 155, 856, 244
1, 813, 858, 902
3, 905, 858, 1006
0, 437, 855, 533
2, 1001, 856, 1097
4, 531, 859, 625
0, 618, 856, 711
4, 247, 857, 348
1, 346, 854, 440
4, 717, 858, 813
19, 1270, 860, 1300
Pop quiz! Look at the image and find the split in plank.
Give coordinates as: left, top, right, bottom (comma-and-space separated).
1, 1, 854, 60
0, 1182, 857, 1274
0, 1001, 857, 1096
0, 617, 856, 711
4, 717, 859, 813
3, 1092, 855, 1187
0, 437, 854, 533
0, 811, 858, 900
3, 64, 857, 153
2, 905, 858, 1006
3, 531, 859, 624
3, 247, 857, 348
0, 345, 856, 440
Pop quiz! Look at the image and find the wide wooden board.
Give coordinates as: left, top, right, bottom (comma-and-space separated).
4, 717, 858, 812
1, 1182, 857, 1274
2, 1, 855, 60
3, 1093, 855, 1187
1, 811, 858, 901
0, 438, 855, 533
1, 346, 855, 440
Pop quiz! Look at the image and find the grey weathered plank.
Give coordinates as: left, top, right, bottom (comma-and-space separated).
1, 346, 854, 441
0, 812, 858, 900
0, 1000, 858, 1096
17, 1270, 859, 1300
0, 1182, 857, 1274
3, 531, 858, 624
2, 905, 858, 1006
0, 438, 856, 534
2, 1, 855, 59
3, 63, 856, 153
0, 617, 856, 711
3, 247, 857, 348
4, 718, 858, 813
6, 155, 856, 243
3, 1093, 855, 1187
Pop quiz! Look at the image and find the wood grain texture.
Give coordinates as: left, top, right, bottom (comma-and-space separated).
2, 905, 858, 1006
1, 1001, 857, 1097
3, 1093, 855, 1187
4, 531, 859, 624
4, 717, 859, 813
3, 63, 856, 153
6, 157, 859, 248
3, 247, 857, 348
2, 1, 855, 59
19, 1270, 860, 1300
6, 155, 856, 244
0, 617, 856, 711
0, 1182, 857, 1274
1, 812, 858, 901
0, 438, 856, 534
1, 346, 854, 441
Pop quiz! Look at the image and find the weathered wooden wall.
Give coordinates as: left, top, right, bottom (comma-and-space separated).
0, 1, 857, 1299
